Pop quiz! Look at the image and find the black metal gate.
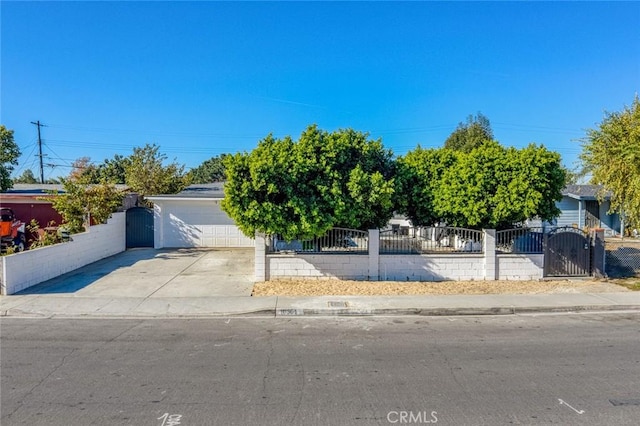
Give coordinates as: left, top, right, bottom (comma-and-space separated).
126, 207, 154, 248
544, 228, 591, 277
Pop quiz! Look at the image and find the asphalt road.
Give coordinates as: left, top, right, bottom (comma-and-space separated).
2, 313, 640, 425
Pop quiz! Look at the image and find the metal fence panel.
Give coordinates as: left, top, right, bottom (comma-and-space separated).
380, 226, 483, 254
496, 227, 545, 253
605, 239, 640, 277
268, 228, 368, 254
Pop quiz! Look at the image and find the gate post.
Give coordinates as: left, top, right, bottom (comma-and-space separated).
591, 228, 606, 278
483, 229, 496, 280
543, 231, 549, 276
368, 229, 380, 281
255, 232, 267, 282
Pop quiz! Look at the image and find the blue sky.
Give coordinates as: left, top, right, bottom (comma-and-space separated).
2, 1, 639, 181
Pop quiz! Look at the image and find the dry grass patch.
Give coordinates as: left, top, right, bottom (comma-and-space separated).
252, 278, 630, 297
608, 278, 640, 291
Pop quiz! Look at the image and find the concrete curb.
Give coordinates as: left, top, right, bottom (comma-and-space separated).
275, 305, 640, 317
0, 308, 279, 319
3, 304, 640, 319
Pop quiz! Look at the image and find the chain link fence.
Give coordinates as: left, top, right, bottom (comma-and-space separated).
605, 239, 640, 277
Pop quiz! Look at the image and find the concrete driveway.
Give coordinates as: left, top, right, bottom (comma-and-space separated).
16, 248, 255, 297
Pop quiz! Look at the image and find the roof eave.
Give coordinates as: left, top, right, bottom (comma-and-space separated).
146, 196, 224, 202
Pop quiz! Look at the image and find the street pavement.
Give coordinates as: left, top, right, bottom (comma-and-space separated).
1, 248, 640, 318
3, 314, 640, 425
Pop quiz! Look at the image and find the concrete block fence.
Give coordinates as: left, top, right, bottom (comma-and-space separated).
255, 229, 545, 282
1, 212, 126, 295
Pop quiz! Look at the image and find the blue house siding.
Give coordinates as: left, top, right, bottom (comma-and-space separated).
555, 198, 580, 228
526, 186, 621, 236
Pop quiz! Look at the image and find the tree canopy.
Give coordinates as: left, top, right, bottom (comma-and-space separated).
395, 146, 457, 227
222, 125, 396, 240
48, 178, 124, 234
124, 144, 188, 199
580, 96, 640, 231
68, 154, 130, 185
13, 169, 39, 184
397, 141, 566, 229
1, 125, 21, 192
188, 154, 228, 183
444, 112, 494, 153
68, 157, 98, 183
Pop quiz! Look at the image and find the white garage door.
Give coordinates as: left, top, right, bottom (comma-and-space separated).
160, 200, 254, 248
201, 225, 254, 247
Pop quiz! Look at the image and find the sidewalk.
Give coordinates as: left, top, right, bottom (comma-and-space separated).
2, 292, 640, 318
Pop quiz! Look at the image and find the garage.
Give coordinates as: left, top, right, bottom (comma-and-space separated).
148, 184, 254, 249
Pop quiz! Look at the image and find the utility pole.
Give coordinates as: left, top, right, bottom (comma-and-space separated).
31, 120, 46, 183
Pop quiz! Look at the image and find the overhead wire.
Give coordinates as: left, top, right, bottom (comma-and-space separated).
33, 121, 588, 171
12, 142, 39, 177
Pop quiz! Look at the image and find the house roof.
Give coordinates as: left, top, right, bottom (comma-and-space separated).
562, 184, 612, 201
3, 183, 130, 195
146, 182, 614, 203
4, 183, 66, 194
147, 183, 226, 201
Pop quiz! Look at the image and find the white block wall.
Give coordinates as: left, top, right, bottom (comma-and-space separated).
497, 254, 544, 280
267, 254, 369, 280
154, 200, 254, 248
380, 255, 485, 281
1, 212, 126, 295
259, 230, 553, 282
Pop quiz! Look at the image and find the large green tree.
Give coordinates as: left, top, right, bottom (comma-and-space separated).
580, 96, 640, 231
436, 141, 565, 229
444, 112, 494, 153
69, 154, 130, 184
124, 144, 188, 199
222, 125, 396, 240
395, 146, 458, 226
398, 141, 566, 229
1, 125, 21, 191
13, 169, 39, 184
188, 154, 228, 183
96, 154, 130, 184
48, 178, 124, 234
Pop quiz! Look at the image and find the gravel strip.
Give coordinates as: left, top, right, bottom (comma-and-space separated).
252, 279, 630, 297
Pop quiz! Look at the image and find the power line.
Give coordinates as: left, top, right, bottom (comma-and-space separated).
30, 120, 47, 184
41, 141, 73, 168
12, 143, 39, 177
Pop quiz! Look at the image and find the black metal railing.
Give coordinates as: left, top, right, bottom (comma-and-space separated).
268, 228, 369, 254
496, 227, 545, 253
380, 226, 483, 254
496, 226, 591, 254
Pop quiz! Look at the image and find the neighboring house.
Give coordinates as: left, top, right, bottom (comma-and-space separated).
556, 184, 621, 236
0, 184, 64, 229
385, 213, 412, 235
147, 183, 254, 249
527, 184, 621, 236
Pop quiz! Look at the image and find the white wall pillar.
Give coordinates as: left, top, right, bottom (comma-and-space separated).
483, 229, 496, 280
368, 229, 380, 281
578, 199, 583, 228
255, 232, 267, 282
153, 203, 163, 249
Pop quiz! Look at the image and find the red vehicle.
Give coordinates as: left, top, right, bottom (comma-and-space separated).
0, 208, 26, 252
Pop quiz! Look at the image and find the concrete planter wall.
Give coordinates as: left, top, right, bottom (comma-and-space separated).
1, 212, 126, 295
